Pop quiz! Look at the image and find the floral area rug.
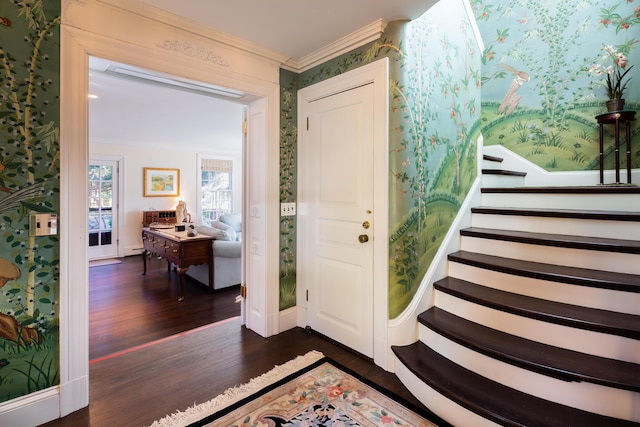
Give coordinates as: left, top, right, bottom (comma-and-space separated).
149, 350, 442, 427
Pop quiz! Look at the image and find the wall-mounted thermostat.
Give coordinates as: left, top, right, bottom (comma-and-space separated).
29, 213, 58, 236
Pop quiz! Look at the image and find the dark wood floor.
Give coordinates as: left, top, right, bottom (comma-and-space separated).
40, 256, 438, 427
88, 255, 241, 361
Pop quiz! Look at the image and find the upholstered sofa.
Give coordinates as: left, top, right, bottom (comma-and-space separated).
185, 213, 242, 290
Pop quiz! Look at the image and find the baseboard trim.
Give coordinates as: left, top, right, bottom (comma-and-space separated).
0, 387, 62, 427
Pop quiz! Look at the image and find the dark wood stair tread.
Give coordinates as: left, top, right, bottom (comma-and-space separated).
393, 342, 639, 427
419, 307, 640, 391
482, 169, 527, 177
435, 275, 640, 339
482, 186, 640, 194
448, 250, 640, 294
483, 154, 503, 163
472, 206, 640, 222
461, 226, 640, 254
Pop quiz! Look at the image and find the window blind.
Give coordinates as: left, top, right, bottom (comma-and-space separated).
201, 158, 233, 173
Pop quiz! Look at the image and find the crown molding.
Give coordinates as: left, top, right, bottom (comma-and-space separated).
96, 0, 290, 66
95, 0, 387, 74
283, 19, 388, 73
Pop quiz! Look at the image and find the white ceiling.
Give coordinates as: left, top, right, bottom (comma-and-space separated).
138, 0, 434, 59
89, 1, 435, 152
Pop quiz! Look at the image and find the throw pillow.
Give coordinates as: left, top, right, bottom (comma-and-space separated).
196, 225, 229, 240
212, 220, 236, 241
220, 213, 242, 233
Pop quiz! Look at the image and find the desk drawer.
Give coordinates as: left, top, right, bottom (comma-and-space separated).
142, 232, 166, 256
164, 241, 180, 264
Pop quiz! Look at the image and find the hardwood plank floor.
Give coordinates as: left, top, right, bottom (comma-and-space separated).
89, 256, 240, 360
39, 256, 440, 427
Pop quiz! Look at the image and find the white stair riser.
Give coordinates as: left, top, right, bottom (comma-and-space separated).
471, 213, 640, 241
394, 361, 500, 427
481, 159, 503, 169
482, 174, 525, 188
448, 262, 640, 315
435, 291, 640, 363
481, 193, 639, 212
471, 213, 640, 240
460, 236, 640, 275
419, 326, 640, 421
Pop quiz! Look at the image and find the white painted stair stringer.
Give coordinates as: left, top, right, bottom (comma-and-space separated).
447, 262, 640, 315
419, 326, 640, 421
435, 290, 640, 363
470, 213, 640, 241
394, 362, 501, 427
460, 236, 640, 276
481, 192, 639, 211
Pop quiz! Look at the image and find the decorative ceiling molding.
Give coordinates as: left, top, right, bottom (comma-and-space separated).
283, 19, 388, 73
156, 40, 230, 67
97, 0, 289, 66
96, 0, 389, 74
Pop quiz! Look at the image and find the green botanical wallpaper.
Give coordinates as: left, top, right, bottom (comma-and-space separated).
279, 69, 298, 310
471, 0, 640, 171
0, 0, 60, 403
278, 0, 481, 318
386, 2, 480, 318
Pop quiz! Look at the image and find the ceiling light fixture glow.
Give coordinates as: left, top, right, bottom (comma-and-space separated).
106, 66, 245, 100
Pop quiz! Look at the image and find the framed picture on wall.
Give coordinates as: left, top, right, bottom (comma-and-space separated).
144, 167, 180, 197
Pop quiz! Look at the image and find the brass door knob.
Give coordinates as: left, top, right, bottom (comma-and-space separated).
358, 234, 369, 243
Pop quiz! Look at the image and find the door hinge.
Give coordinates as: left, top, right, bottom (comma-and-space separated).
241, 285, 247, 299
306, 289, 308, 301
242, 119, 247, 136
306, 117, 309, 131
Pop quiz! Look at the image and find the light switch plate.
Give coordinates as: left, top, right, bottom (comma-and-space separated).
29, 213, 58, 236
280, 202, 296, 217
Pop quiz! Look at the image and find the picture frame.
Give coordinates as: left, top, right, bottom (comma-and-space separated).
143, 167, 180, 197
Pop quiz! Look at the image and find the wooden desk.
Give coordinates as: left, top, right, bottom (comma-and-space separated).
141, 227, 214, 301
596, 110, 636, 184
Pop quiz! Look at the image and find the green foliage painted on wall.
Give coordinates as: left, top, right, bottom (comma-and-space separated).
386, 1, 480, 318
0, 0, 60, 403
471, 0, 640, 171
279, 69, 298, 311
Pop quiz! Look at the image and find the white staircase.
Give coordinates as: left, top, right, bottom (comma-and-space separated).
393, 155, 640, 426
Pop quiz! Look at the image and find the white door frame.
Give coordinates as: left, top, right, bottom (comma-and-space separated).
88, 155, 124, 260
297, 58, 390, 368
52, 27, 279, 425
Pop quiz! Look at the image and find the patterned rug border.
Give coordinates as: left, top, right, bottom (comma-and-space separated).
149, 350, 447, 427
148, 350, 325, 427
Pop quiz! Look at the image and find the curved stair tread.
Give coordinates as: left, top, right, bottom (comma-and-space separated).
393, 342, 640, 427
483, 154, 503, 163
481, 169, 527, 177
435, 276, 640, 339
471, 206, 640, 222
448, 250, 640, 294
461, 227, 640, 254
419, 307, 640, 391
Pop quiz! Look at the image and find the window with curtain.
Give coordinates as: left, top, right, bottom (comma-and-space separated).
200, 157, 233, 226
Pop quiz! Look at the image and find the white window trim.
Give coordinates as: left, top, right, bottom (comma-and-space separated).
196, 152, 242, 225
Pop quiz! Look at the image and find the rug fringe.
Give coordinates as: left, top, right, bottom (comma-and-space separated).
148, 350, 325, 427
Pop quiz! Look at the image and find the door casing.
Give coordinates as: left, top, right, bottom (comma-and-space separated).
53, 14, 281, 423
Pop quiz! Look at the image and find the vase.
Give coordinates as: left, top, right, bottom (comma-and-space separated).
606, 98, 625, 112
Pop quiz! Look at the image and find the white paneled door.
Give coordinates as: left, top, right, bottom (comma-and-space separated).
301, 83, 375, 357
88, 158, 119, 260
